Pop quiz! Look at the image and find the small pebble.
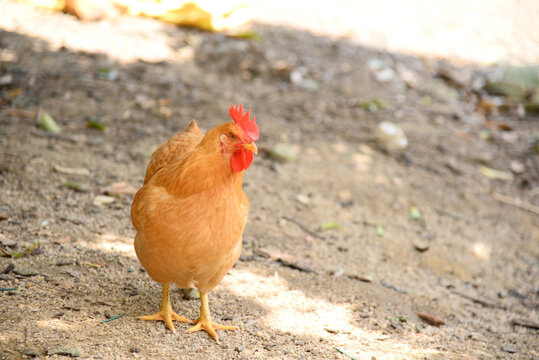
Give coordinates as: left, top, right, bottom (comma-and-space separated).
510, 160, 524, 174
182, 287, 200, 300
47, 346, 81, 357
14, 268, 39, 277
24, 348, 40, 357
130, 347, 141, 353
375, 122, 408, 153
412, 239, 429, 252
269, 144, 299, 162
502, 345, 517, 354
236, 344, 245, 353
295, 194, 310, 205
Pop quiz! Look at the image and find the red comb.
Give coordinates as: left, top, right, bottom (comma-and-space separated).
229, 104, 259, 142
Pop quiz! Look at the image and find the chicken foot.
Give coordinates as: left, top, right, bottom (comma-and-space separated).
186, 291, 237, 342
139, 283, 192, 333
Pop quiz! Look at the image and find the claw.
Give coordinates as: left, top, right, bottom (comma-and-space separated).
138, 284, 192, 333
185, 291, 237, 342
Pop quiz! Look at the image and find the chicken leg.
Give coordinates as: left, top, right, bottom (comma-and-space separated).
186, 291, 237, 342
139, 284, 192, 333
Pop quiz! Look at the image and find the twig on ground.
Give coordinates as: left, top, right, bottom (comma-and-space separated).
510, 319, 539, 330
282, 216, 325, 240
100, 314, 123, 324
450, 290, 506, 309
380, 281, 407, 294
491, 193, 539, 216
334, 347, 358, 360
434, 207, 470, 223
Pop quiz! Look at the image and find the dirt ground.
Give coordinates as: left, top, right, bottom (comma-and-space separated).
1, 1, 538, 359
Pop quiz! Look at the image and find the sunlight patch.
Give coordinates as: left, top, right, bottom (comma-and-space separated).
36, 319, 74, 331
84, 233, 136, 257
223, 268, 443, 359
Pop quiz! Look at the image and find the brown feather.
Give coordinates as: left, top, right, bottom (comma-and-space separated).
143, 119, 204, 184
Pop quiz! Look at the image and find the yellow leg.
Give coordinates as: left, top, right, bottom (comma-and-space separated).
186, 291, 237, 342
139, 284, 192, 333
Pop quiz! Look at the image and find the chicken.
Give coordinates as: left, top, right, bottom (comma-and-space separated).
131, 104, 259, 342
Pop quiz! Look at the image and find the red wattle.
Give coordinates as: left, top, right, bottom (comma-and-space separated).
230, 149, 253, 172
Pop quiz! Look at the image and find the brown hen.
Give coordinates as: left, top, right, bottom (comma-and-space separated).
131, 104, 258, 341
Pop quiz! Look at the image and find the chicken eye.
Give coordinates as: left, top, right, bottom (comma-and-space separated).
229, 133, 236, 139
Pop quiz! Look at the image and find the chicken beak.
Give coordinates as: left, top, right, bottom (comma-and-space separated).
242, 142, 258, 154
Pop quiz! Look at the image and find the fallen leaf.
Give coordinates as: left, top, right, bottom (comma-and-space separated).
61, 181, 91, 193
93, 195, 115, 206
480, 166, 513, 181
269, 144, 299, 162
375, 224, 384, 237
54, 164, 90, 176
54, 236, 71, 245
410, 206, 422, 220
39, 112, 61, 133
231, 31, 263, 42
1, 243, 40, 258
86, 118, 107, 131
102, 182, 137, 196
322, 221, 343, 231
421, 95, 432, 106
416, 311, 446, 326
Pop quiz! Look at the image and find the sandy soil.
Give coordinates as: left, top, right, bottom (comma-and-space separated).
0, 1, 538, 359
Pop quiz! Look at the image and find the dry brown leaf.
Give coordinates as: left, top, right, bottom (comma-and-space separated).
416, 311, 446, 326
54, 236, 71, 245
102, 182, 137, 196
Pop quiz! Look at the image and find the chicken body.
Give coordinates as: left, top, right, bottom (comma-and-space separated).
131, 106, 258, 341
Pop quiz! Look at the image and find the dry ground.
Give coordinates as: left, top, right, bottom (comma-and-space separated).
0, 1, 538, 359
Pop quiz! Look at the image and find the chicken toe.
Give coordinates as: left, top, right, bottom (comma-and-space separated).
139, 284, 192, 333
185, 291, 237, 342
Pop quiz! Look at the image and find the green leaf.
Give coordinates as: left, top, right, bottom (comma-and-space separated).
359, 101, 378, 112
61, 181, 91, 193
480, 166, 513, 181
478, 130, 492, 140
232, 31, 263, 42
410, 206, 421, 220
87, 119, 107, 131
39, 113, 61, 133
2, 243, 39, 259
375, 224, 384, 237
373, 98, 388, 109
421, 95, 432, 107
323, 221, 343, 231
